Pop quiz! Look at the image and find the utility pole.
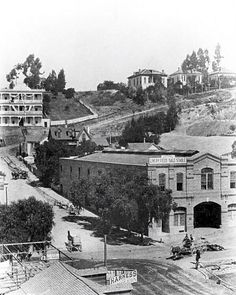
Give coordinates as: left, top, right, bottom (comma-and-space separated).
104, 235, 107, 267
5, 184, 8, 207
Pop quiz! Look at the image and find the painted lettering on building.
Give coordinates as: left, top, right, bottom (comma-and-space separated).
149, 155, 186, 165
107, 269, 137, 285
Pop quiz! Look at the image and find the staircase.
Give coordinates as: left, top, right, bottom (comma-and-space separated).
0, 260, 50, 294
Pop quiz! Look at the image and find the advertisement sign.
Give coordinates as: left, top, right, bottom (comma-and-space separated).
149, 155, 186, 165
107, 269, 137, 285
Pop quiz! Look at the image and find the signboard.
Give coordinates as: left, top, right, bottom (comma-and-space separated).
149, 155, 186, 165
107, 269, 137, 285
47, 252, 60, 260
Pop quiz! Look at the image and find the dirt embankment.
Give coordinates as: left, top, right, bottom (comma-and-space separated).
177, 88, 236, 136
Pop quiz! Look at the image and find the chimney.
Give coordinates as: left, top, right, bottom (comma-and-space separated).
87, 126, 90, 134
144, 137, 146, 143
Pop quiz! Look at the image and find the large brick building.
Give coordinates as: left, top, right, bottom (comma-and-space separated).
59, 145, 236, 238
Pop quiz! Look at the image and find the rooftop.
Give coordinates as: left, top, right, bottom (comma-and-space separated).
61, 148, 198, 166
159, 133, 236, 155
169, 68, 202, 76
128, 69, 167, 79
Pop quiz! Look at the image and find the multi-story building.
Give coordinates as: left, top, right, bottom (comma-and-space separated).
128, 69, 168, 89
59, 144, 236, 237
169, 67, 203, 86
0, 81, 45, 127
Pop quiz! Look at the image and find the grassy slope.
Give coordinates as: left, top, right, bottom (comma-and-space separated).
49, 91, 164, 121
49, 93, 92, 120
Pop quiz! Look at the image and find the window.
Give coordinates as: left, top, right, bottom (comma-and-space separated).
78, 167, 81, 179
201, 168, 213, 190
159, 173, 166, 191
87, 168, 90, 178
60, 165, 62, 172
230, 171, 236, 188
144, 77, 146, 83
174, 213, 185, 226
177, 173, 183, 191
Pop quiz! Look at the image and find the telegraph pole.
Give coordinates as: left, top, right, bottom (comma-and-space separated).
104, 235, 107, 267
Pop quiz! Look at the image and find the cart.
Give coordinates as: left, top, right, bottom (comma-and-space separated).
65, 230, 82, 252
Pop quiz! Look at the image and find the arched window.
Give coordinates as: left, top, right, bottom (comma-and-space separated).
201, 168, 213, 190
176, 172, 183, 191
159, 173, 166, 191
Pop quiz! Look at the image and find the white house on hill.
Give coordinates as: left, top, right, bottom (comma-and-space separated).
128, 69, 168, 89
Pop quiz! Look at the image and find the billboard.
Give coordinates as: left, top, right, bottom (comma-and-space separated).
107, 269, 137, 285
149, 155, 186, 165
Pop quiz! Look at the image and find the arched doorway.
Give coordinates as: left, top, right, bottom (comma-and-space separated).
194, 202, 221, 228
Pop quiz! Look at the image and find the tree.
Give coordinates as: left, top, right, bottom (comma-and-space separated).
0, 196, 54, 243
57, 69, 66, 92
68, 169, 174, 240
42, 94, 51, 115
6, 54, 44, 89
182, 54, 191, 72
69, 179, 92, 210
64, 88, 75, 99
212, 43, 223, 72
44, 70, 57, 93
189, 51, 198, 72
166, 99, 179, 131
35, 139, 96, 187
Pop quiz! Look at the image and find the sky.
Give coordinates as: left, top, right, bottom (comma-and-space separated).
1, 0, 236, 91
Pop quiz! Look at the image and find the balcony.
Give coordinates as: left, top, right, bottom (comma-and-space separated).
0, 110, 42, 115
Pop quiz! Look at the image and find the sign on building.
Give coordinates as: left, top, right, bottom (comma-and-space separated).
149, 155, 186, 165
107, 269, 137, 285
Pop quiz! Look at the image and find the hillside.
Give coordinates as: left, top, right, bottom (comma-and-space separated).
177, 88, 236, 136
48, 93, 92, 120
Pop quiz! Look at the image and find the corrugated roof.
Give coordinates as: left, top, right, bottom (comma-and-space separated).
10, 262, 103, 295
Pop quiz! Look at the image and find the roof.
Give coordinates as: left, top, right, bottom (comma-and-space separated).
159, 133, 236, 155
127, 142, 163, 151
209, 67, 236, 76
50, 126, 91, 142
61, 148, 198, 166
169, 68, 202, 76
24, 128, 49, 143
128, 69, 167, 79
92, 137, 109, 147
10, 261, 103, 295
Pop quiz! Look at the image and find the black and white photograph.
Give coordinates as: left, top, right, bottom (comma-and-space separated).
0, 0, 236, 294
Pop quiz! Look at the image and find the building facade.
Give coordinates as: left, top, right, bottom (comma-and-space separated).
128, 69, 168, 89
60, 147, 236, 237
0, 83, 45, 127
169, 68, 203, 86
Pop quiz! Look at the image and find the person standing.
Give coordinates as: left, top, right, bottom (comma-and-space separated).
195, 249, 201, 269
